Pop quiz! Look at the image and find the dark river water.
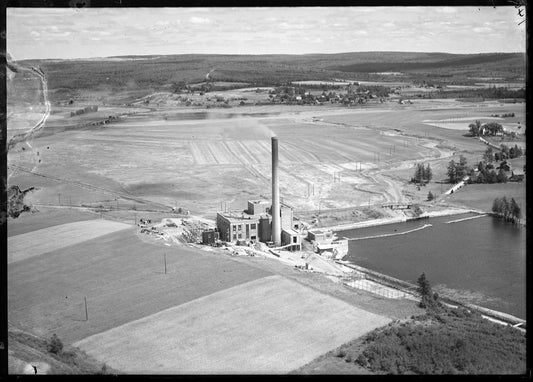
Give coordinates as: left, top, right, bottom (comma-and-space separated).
338, 213, 526, 319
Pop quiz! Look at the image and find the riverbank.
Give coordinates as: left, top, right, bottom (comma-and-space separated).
321, 207, 480, 233
336, 260, 526, 329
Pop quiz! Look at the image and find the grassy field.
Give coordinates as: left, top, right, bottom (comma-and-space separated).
8, 227, 270, 344
8, 219, 131, 263
441, 182, 526, 217
7, 207, 99, 237
74, 275, 391, 374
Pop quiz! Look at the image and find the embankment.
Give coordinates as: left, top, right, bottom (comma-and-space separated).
336, 261, 526, 328
322, 207, 480, 233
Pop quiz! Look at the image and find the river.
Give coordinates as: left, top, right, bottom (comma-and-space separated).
338, 213, 526, 319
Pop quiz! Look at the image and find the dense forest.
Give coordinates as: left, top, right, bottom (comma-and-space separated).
14, 52, 524, 101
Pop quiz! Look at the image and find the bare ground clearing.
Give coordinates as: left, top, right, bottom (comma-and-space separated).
7, 101, 525, 222
8, 227, 270, 344
74, 275, 391, 374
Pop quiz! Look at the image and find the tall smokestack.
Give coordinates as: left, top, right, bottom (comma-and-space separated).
271, 136, 281, 246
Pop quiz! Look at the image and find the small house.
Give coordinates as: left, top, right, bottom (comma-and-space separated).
510, 169, 525, 182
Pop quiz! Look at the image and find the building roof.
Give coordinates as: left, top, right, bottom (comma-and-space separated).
308, 228, 332, 235
281, 228, 298, 236
248, 199, 269, 205
217, 211, 262, 223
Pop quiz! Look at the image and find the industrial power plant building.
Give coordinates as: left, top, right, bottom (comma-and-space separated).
216, 200, 301, 250
215, 137, 301, 251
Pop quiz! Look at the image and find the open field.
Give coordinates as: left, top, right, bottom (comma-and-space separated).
6, 50, 527, 375
440, 182, 526, 219
7, 97, 525, 221
8, 227, 270, 344
8, 219, 131, 263
7, 207, 99, 237
74, 275, 391, 374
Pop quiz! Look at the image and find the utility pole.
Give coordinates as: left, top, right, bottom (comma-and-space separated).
84, 296, 88, 321
58, 193, 61, 206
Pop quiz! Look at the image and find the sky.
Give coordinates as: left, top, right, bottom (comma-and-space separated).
7, 6, 526, 60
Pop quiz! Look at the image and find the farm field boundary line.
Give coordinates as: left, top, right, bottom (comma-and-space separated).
8, 227, 271, 344
8, 219, 131, 263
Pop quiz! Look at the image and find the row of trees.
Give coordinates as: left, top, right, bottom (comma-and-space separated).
490, 113, 515, 118
436, 87, 525, 100
500, 144, 524, 160
492, 196, 522, 224
470, 165, 508, 184
412, 163, 433, 184
485, 144, 524, 162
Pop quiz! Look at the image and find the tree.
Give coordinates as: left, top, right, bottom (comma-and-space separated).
447, 160, 457, 183
510, 198, 521, 224
484, 122, 503, 136
487, 170, 498, 184
501, 196, 509, 221
417, 273, 438, 309
47, 333, 63, 354
476, 170, 486, 184
468, 120, 481, 136
413, 163, 424, 183
457, 155, 468, 177
424, 164, 433, 182
497, 168, 508, 183
492, 197, 503, 215
483, 147, 494, 163
493, 196, 521, 224
501, 144, 510, 158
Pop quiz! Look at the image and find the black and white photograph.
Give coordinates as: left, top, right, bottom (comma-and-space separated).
4, 4, 527, 375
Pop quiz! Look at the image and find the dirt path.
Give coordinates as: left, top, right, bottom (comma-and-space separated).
7, 65, 51, 152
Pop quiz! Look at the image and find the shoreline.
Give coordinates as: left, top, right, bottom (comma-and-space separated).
320, 207, 482, 233
336, 260, 526, 327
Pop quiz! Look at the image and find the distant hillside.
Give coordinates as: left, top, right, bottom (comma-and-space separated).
14, 52, 525, 102
331, 53, 523, 73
